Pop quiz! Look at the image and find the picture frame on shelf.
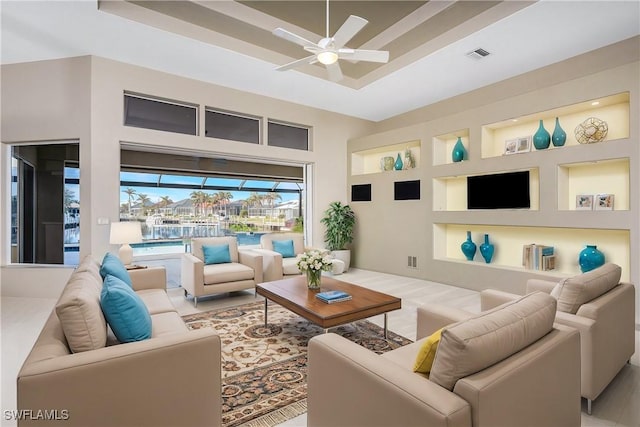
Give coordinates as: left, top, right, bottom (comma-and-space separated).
576, 194, 594, 210
504, 136, 531, 155
595, 194, 614, 210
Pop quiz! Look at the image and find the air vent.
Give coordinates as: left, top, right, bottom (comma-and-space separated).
466, 48, 491, 60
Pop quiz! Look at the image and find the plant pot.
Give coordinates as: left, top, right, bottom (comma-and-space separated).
331, 249, 351, 272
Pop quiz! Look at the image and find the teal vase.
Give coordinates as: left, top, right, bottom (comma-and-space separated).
533, 120, 551, 150
479, 234, 494, 264
394, 153, 403, 170
579, 245, 605, 273
452, 137, 467, 162
460, 231, 476, 261
551, 117, 567, 147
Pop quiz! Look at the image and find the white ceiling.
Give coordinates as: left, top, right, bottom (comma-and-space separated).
2, 0, 639, 122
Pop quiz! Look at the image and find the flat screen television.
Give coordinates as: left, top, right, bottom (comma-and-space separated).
351, 184, 372, 202
467, 171, 530, 209
394, 180, 420, 201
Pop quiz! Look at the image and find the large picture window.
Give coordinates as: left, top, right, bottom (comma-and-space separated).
118, 151, 305, 256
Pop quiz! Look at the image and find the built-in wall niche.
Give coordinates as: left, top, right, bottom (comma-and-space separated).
351, 184, 372, 202
433, 223, 630, 281
351, 140, 420, 175
558, 158, 629, 211
432, 169, 539, 211
481, 92, 630, 158
432, 129, 470, 165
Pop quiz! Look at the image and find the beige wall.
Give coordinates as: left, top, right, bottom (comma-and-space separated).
1, 56, 373, 296
348, 38, 640, 323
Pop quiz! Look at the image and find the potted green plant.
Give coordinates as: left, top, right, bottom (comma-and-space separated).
320, 201, 356, 271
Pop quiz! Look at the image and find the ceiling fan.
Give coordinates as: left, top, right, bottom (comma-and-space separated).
272, 0, 389, 81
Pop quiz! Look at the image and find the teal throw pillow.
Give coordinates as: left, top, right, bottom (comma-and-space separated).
203, 244, 231, 265
100, 274, 152, 342
273, 239, 295, 258
99, 252, 132, 287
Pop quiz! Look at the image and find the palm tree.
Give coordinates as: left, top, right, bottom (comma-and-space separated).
159, 195, 173, 207
190, 191, 206, 216
123, 188, 137, 216
215, 191, 233, 215
264, 193, 282, 219
136, 193, 151, 216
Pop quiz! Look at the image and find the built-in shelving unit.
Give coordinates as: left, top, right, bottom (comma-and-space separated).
480, 93, 629, 158
430, 91, 632, 280
351, 140, 420, 176
433, 129, 469, 165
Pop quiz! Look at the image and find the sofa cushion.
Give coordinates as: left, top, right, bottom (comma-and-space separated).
273, 239, 296, 258
136, 289, 177, 315
550, 263, 622, 314
99, 252, 132, 287
151, 312, 189, 338
203, 262, 255, 285
430, 291, 556, 391
203, 244, 231, 265
74, 255, 103, 288
413, 328, 443, 374
100, 275, 152, 342
55, 271, 107, 353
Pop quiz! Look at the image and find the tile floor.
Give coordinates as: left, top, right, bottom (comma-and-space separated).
2, 268, 638, 426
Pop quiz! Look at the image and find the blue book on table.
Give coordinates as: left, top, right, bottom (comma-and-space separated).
316, 290, 350, 301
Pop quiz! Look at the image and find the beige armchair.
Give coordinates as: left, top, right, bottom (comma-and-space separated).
308, 292, 581, 427
182, 236, 263, 307
255, 233, 305, 282
480, 263, 635, 414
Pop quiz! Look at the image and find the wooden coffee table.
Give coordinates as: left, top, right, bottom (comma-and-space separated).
256, 275, 401, 338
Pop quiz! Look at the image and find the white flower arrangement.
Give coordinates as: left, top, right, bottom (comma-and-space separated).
296, 249, 333, 273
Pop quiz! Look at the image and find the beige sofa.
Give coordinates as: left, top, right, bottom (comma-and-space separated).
480, 263, 635, 414
308, 292, 581, 427
17, 255, 221, 427
182, 236, 263, 306
256, 232, 305, 281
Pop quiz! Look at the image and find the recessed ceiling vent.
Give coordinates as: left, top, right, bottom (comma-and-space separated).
466, 48, 491, 60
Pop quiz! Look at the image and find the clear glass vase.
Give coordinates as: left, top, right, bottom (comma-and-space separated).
306, 269, 322, 290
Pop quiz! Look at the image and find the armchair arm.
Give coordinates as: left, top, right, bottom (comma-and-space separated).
129, 266, 166, 291
526, 278, 557, 294
307, 333, 471, 427
238, 250, 263, 284
416, 305, 473, 340
479, 289, 520, 311
18, 330, 221, 427
250, 249, 283, 282
181, 253, 204, 296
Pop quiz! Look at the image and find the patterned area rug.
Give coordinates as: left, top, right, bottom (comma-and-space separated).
182, 301, 412, 427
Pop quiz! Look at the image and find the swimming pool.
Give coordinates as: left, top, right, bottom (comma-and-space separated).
131, 232, 266, 255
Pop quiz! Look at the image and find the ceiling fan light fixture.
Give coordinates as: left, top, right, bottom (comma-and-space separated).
317, 51, 338, 65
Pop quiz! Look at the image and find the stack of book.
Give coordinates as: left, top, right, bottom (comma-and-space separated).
315, 290, 352, 304
522, 244, 555, 271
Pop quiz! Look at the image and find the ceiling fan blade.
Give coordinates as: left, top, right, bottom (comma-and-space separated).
325, 62, 343, 82
273, 28, 318, 49
339, 49, 389, 63
332, 15, 368, 49
275, 55, 317, 71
